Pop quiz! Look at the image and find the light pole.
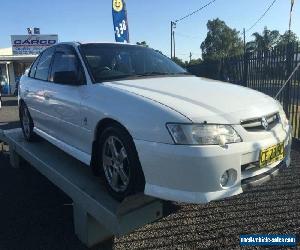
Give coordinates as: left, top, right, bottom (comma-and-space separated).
243, 28, 246, 54
173, 29, 176, 59
288, 0, 295, 42
169, 1, 217, 60
170, 21, 176, 59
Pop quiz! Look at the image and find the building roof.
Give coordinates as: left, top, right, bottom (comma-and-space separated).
0, 55, 37, 62
0, 47, 12, 56
0, 47, 37, 62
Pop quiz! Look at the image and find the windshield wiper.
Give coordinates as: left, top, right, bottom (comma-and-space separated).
96, 74, 135, 82
96, 71, 192, 82
137, 72, 192, 77
176, 72, 192, 75
135, 72, 170, 77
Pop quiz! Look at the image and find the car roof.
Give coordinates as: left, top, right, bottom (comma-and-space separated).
56, 41, 140, 47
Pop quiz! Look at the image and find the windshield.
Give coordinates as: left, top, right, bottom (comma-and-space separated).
79, 44, 187, 82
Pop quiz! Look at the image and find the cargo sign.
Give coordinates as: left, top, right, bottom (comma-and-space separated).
11, 34, 58, 55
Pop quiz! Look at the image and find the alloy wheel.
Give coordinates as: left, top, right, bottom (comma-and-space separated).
102, 135, 130, 192
22, 107, 31, 138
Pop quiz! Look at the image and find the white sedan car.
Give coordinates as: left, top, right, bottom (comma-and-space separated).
19, 42, 292, 203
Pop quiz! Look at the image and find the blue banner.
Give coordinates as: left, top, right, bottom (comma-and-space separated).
240, 235, 297, 246
112, 0, 130, 43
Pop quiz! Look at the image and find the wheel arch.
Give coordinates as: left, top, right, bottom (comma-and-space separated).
91, 118, 144, 180
18, 98, 26, 116
19, 98, 26, 107
93, 118, 131, 142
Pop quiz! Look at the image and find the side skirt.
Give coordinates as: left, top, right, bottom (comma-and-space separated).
34, 127, 91, 166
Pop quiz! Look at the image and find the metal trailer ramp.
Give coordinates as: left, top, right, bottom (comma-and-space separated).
0, 128, 163, 248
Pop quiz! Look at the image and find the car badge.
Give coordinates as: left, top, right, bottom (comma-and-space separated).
261, 117, 269, 130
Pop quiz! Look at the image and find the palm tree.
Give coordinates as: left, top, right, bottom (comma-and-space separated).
245, 41, 256, 53
251, 27, 280, 51
277, 31, 299, 46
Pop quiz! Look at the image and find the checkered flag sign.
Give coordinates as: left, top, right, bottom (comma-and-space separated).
112, 0, 130, 43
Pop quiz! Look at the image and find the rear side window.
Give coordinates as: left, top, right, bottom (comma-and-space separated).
29, 56, 40, 78
35, 47, 55, 81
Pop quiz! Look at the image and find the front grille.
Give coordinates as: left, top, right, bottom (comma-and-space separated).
241, 112, 280, 132
241, 161, 285, 188
241, 145, 288, 183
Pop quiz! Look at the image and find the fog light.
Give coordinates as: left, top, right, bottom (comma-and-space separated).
220, 171, 229, 186
220, 169, 237, 188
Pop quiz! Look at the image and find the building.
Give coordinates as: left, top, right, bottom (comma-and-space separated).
0, 47, 37, 94
0, 33, 58, 95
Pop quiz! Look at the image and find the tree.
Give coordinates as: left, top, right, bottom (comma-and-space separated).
136, 41, 149, 47
201, 18, 243, 60
172, 57, 186, 68
245, 41, 256, 53
155, 49, 164, 55
251, 27, 280, 51
277, 31, 299, 46
187, 58, 202, 65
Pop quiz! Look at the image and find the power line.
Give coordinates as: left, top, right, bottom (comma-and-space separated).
175, 0, 217, 23
245, 0, 278, 33
171, 0, 217, 58
176, 32, 202, 39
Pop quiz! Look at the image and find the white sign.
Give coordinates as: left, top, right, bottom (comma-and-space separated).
11, 34, 58, 55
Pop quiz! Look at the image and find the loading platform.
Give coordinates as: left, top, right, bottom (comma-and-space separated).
0, 128, 163, 248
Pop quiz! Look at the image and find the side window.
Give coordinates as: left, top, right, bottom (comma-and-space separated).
50, 46, 85, 85
29, 56, 41, 78
35, 47, 55, 81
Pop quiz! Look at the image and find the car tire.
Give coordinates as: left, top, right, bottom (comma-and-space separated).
97, 123, 145, 201
19, 103, 36, 141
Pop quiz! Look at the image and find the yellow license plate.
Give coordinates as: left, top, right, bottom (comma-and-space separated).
259, 142, 285, 168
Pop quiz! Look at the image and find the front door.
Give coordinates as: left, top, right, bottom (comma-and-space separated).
46, 44, 87, 153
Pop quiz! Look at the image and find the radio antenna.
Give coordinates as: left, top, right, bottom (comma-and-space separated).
275, 62, 300, 99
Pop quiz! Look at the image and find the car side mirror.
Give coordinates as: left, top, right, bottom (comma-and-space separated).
53, 71, 83, 85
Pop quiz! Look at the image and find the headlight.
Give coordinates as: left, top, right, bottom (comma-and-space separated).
277, 102, 289, 126
166, 123, 242, 145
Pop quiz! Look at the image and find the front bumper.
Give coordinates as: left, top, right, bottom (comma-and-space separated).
134, 124, 292, 204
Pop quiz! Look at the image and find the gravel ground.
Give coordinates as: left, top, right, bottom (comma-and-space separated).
0, 96, 300, 250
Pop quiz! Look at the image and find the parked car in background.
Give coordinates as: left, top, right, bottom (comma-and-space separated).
19, 42, 292, 203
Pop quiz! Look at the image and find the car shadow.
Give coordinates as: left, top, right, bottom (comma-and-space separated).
0, 121, 20, 130
2, 99, 18, 107
163, 200, 181, 217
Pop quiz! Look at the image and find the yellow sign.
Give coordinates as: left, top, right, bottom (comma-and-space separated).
259, 142, 284, 168
113, 0, 123, 12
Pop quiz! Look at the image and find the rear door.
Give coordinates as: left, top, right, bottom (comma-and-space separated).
24, 46, 55, 132
45, 45, 88, 152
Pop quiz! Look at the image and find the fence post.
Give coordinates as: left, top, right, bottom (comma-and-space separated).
243, 52, 249, 87
218, 59, 223, 81
284, 43, 294, 118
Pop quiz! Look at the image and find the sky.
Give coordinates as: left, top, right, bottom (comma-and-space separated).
1, 0, 300, 61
